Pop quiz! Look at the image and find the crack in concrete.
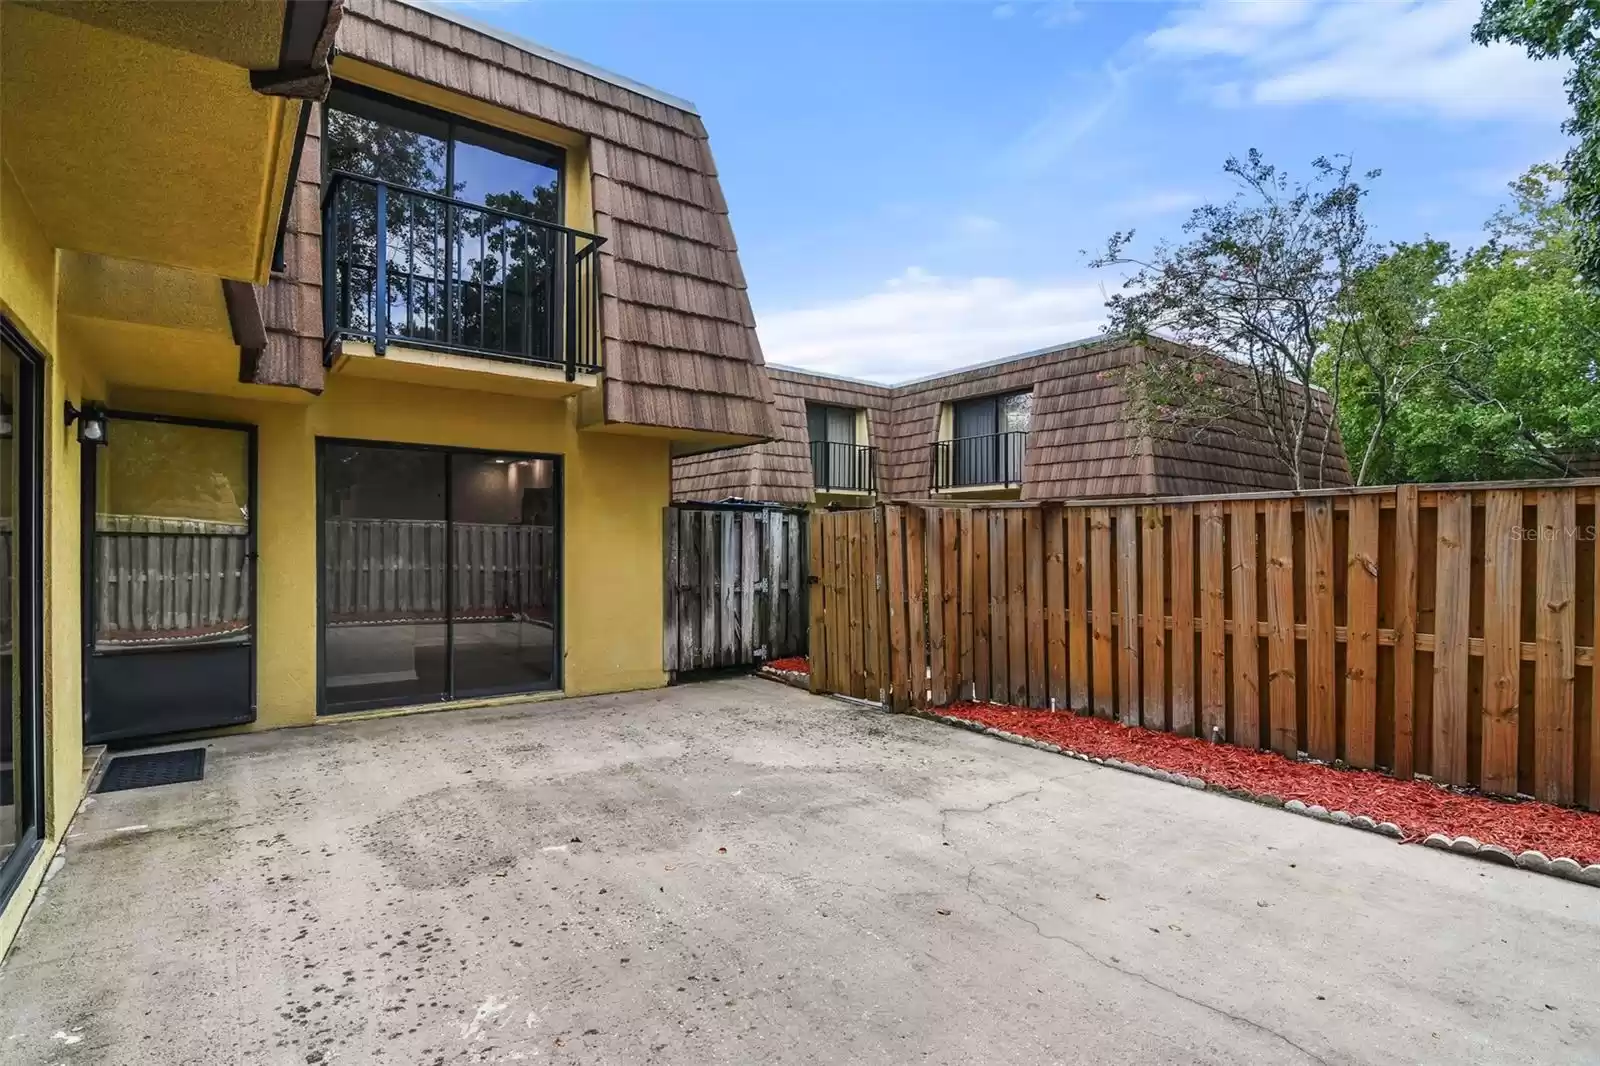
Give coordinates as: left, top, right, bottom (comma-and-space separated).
961, 870, 1332, 1066
937, 777, 1076, 841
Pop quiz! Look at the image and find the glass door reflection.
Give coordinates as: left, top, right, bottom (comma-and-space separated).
450, 454, 558, 697
319, 443, 560, 714
321, 445, 449, 712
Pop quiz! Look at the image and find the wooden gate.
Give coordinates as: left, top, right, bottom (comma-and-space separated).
663, 504, 807, 673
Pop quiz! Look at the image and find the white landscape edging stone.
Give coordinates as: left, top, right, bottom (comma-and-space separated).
903, 706, 1599, 891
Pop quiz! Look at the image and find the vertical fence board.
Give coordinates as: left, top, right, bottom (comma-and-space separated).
1024, 509, 1046, 708
1591, 519, 1600, 809
1345, 495, 1380, 769
1169, 504, 1196, 736
1199, 501, 1227, 742
701, 512, 718, 671
847, 511, 866, 698
973, 510, 992, 703
1090, 507, 1114, 718
1393, 485, 1419, 778
989, 511, 1009, 704
958, 509, 975, 702
1116, 506, 1141, 725
941, 510, 961, 704
1044, 506, 1067, 711
1433, 492, 1471, 786
1481, 491, 1523, 794
1534, 489, 1576, 804
885, 505, 910, 710
740, 513, 757, 662
1007, 510, 1028, 707
906, 508, 928, 708
1305, 498, 1337, 762
1229, 501, 1260, 748
807, 511, 825, 692
1140, 504, 1167, 732
1265, 500, 1297, 755
927, 510, 949, 707
862, 511, 881, 700
1068, 509, 1089, 713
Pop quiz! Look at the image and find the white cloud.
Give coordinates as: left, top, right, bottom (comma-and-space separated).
755, 268, 1106, 383
1146, 0, 1567, 122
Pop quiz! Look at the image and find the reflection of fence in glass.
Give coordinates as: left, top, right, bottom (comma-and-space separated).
94, 515, 251, 650
323, 518, 556, 627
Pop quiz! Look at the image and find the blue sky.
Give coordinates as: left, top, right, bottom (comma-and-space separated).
448, 0, 1569, 382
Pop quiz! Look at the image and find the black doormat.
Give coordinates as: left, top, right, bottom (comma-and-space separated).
96, 748, 206, 793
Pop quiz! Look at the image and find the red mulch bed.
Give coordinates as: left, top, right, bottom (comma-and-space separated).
766, 656, 810, 674
936, 702, 1600, 866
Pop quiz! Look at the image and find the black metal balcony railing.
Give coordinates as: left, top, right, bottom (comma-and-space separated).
810, 440, 877, 493
321, 171, 604, 379
932, 431, 1027, 490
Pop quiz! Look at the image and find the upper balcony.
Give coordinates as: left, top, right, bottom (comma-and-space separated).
810, 441, 877, 495
933, 431, 1027, 492
322, 170, 604, 388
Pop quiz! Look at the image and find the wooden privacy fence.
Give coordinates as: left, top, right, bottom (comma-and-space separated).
664, 503, 807, 673
809, 484, 1600, 809
322, 518, 558, 624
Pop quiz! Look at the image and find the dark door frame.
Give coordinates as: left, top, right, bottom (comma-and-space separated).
80, 411, 259, 743
0, 317, 46, 912
314, 436, 565, 716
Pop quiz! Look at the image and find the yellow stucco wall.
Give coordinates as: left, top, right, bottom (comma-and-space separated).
0, 156, 107, 958
0, 162, 57, 356
110, 372, 670, 730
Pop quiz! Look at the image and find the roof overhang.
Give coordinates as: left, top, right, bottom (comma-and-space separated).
1, 0, 340, 284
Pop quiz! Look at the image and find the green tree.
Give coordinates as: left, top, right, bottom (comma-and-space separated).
1475, 0, 1600, 284
1091, 151, 1377, 490
1330, 165, 1600, 482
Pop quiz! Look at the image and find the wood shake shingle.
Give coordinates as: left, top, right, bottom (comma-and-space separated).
261, 0, 776, 440
674, 336, 1351, 504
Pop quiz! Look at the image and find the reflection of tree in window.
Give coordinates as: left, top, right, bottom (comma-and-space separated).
1001, 391, 1032, 433
323, 89, 565, 358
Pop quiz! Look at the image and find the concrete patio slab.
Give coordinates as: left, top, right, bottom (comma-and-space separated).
2, 677, 1596, 1065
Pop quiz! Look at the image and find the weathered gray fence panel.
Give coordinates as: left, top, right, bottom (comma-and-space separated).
663, 504, 808, 673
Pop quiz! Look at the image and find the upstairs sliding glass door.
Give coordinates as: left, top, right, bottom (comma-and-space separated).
318, 441, 561, 714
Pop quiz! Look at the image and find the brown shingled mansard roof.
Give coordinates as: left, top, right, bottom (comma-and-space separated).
260, 0, 777, 444
672, 334, 1351, 504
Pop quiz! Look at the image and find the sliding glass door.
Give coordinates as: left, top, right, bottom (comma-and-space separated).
319, 441, 560, 714
0, 324, 43, 907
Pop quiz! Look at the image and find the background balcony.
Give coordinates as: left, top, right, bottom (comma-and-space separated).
322, 171, 603, 380
810, 441, 877, 493
933, 432, 1026, 490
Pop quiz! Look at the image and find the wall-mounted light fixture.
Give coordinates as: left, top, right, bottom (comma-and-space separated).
64, 401, 109, 446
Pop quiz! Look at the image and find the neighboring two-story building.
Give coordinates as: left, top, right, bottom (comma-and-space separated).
672, 335, 1351, 506
0, 0, 774, 952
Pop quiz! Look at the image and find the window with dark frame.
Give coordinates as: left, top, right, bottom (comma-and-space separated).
943, 389, 1032, 488
321, 83, 587, 367
806, 403, 872, 492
